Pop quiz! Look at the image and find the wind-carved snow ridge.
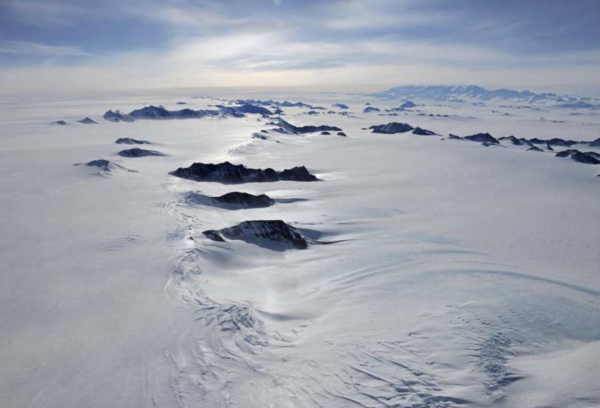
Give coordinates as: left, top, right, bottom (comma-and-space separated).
158, 153, 474, 408
161, 200, 292, 407
162, 250, 463, 406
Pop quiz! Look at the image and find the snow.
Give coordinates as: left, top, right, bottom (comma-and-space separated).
1, 89, 599, 407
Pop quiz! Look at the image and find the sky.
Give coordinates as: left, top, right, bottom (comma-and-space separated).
1, 0, 599, 95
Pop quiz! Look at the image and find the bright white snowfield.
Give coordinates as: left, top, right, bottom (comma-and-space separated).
1, 88, 600, 408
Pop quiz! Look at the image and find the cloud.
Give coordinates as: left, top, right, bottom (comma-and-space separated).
322, 0, 452, 30
3, 0, 87, 27
1, 30, 599, 96
0, 0, 599, 94
1, 40, 91, 57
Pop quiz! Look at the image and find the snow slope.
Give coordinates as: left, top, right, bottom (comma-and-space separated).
1, 90, 599, 408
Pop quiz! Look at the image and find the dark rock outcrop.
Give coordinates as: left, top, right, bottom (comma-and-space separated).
332, 103, 349, 109
417, 113, 450, 118
103, 104, 269, 123
183, 191, 275, 209
555, 149, 578, 158
128, 106, 222, 120
203, 230, 225, 242
320, 131, 331, 135
498, 136, 523, 145
217, 103, 272, 115
280, 101, 313, 109
53, 120, 68, 125
370, 122, 414, 134
447, 133, 500, 145
171, 162, 319, 183
554, 101, 596, 109
272, 118, 342, 134
130, 106, 172, 119
413, 127, 436, 135
463, 133, 500, 145
80, 159, 112, 171
234, 99, 276, 107
589, 138, 600, 147
104, 110, 134, 123
74, 159, 135, 173
527, 145, 544, 152
337, 132, 347, 137
118, 148, 165, 158
78, 117, 98, 124
115, 137, 151, 145
279, 166, 319, 181
213, 192, 275, 208
211, 106, 246, 118
527, 137, 579, 147
555, 150, 600, 164
363, 107, 380, 113
203, 220, 309, 250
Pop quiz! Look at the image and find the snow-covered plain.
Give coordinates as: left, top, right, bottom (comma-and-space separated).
1, 89, 599, 408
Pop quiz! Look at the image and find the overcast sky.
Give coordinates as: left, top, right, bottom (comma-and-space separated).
1, 0, 599, 94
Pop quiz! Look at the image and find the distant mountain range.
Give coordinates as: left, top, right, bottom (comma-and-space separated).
371, 85, 599, 107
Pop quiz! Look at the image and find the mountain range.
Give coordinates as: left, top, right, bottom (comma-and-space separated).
371, 85, 600, 107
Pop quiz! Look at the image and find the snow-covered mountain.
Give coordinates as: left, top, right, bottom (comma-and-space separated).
371, 85, 600, 106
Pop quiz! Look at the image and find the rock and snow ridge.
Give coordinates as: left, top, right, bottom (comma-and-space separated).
103, 104, 271, 122
233, 99, 321, 109
450, 132, 500, 145
369, 120, 600, 170
555, 149, 600, 165
171, 161, 319, 183
385, 101, 418, 112
115, 137, 151, 145
369, 122, 436, 135
270, 118, 342, 134
332, 103, 349, 109
73, 159, 136, 173
369, 122, 414, 134
215, 103, 273, 116
203, 220, 309, 250
118, 148, 165, 158
184, 191, 275, 209
588, 137, 600, 147
78, 117, 98, 124
103, 110, 135, 122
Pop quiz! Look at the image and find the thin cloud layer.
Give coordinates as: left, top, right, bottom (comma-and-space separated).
1, 0, 599, 94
